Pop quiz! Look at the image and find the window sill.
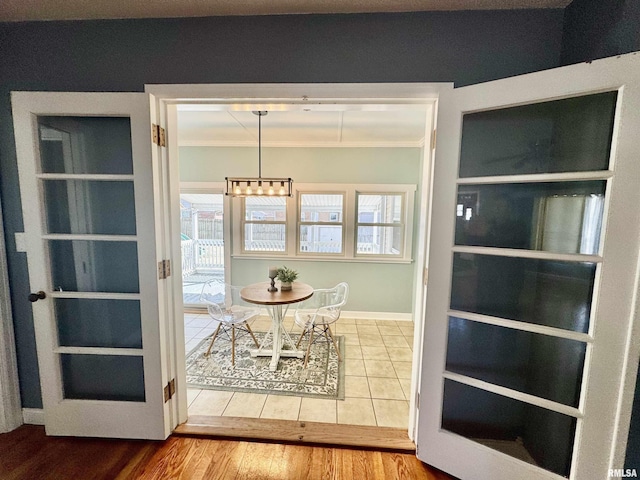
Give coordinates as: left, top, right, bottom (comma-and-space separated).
231, 254, 413, 264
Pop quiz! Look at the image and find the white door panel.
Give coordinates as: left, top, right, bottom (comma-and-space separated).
12, 92, 172, 439
417, 53, 640, 479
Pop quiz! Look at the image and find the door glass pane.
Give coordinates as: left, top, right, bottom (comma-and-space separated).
61, 354, 144, 401
300, 193, 343, 222
442, 379, 575, 477
451, 253, 595, 333
244, 224, 286, 252
56, 299, 141, 348
446, 317, 585, 407
357, 226, 403, 255
49, 240, 139, 293
300, 225, 343, 253
38, 117, 133, 174
459, 91, 617, 178
455, 181, 605, 254
43, 180, 136, 235
180, 193, 225, 306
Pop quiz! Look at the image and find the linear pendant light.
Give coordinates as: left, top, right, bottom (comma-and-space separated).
225, 111, 293, 197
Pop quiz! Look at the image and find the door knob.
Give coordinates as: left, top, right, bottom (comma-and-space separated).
28, 291, 46, 302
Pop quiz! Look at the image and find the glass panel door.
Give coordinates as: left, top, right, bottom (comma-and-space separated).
417, 54, 640, 480
13, 92, 171, 439
38, 116, 145, 402
445, 92, 614, 477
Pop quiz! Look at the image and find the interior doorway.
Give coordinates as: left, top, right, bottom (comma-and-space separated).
148, 85, 441, 445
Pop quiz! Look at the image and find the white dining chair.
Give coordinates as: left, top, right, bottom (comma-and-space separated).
200, 281, 260, 366
293, 282, 349, 368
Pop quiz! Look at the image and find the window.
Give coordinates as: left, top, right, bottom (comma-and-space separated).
356, 193, 405, 257
179, 192, 225, 306
298, 193, 344, 254
232, 183, 415, 262
242, 196, 287, 253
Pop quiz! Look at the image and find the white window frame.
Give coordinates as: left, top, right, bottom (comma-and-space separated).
231, 182, 416, 263
355, 190, 408, 259
297, 190, 346, 256
239, 195, 289, 255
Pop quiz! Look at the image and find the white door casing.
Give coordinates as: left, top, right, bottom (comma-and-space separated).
12, 92, 174, 439
417, 53, 640, 479
147, 83, 450, 429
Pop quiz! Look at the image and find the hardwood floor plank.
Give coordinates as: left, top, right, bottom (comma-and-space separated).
142, 436, 197, 479
176, 437, 225, 480
336, 448, 355, 480
202, 439, 249, 480
314, 445, 339, 480
266, 442, 288, 478
0, 425, 454, 480
114, 443, 165, 479
234, 441, 279, 480
281, 443, 314, 479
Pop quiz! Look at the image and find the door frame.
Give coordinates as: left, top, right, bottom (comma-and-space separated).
146, 82, 450, 435
0, 196, 22, 434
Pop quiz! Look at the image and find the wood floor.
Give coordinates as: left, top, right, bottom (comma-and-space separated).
0, 425, 454, 479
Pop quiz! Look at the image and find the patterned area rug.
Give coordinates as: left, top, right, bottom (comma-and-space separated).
186, 331, 345, 400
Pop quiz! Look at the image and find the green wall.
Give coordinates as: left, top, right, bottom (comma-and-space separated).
180, 146, 423, 314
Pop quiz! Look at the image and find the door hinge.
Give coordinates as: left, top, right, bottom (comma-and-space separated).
152, 124, 166, 147
158, 259, 172, 279
163, 378, 176, 403
431, 129, 436, 150
416, 391, 420, 406
423, 267, 429, 286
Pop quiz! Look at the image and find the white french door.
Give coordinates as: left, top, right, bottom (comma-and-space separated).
417, 54, 640, 479
12, 92, 173, 439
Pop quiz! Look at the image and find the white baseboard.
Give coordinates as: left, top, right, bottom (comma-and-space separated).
259, 308, 412, 322
341, 310, 412, 321
22, 408, 44, 425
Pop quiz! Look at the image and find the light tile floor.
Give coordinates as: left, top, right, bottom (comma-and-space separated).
184, 313, 414, 429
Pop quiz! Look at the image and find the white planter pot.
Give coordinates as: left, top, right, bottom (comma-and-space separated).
280, 281, 292, 291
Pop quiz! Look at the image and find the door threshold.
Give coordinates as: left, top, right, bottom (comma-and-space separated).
175, 415, 415, 452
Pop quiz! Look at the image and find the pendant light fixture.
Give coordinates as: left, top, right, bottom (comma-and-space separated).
225, 111, 293, 197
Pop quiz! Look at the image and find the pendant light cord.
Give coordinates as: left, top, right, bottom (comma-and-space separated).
258, 113, 262, 179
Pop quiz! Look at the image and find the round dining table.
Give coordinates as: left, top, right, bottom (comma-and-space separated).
240, 282, 314, 371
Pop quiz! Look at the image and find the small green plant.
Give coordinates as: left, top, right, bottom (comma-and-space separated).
276, 266, 298, 283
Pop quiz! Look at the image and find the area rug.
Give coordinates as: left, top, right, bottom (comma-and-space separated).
185, 331, 345, 400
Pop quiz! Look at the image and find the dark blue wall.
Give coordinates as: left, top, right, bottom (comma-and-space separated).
1, 2, 639, 470
560, 0, 640, 470
0, 10, 565, 409
561, 0, 640, 65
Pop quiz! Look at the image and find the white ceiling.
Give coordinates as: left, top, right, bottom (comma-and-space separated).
1, 0, 572, 22
177, 108, 428, 147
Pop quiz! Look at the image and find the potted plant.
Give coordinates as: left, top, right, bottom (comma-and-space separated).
276, 266, 298, 291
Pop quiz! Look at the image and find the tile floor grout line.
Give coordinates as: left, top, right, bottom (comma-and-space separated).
186, 314, 411, 429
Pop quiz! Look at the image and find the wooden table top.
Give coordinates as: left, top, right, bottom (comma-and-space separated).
240, 282, 314, 306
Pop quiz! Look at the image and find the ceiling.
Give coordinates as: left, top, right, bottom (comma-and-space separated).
1, 0, 572, 22
177, 108, 428, 147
